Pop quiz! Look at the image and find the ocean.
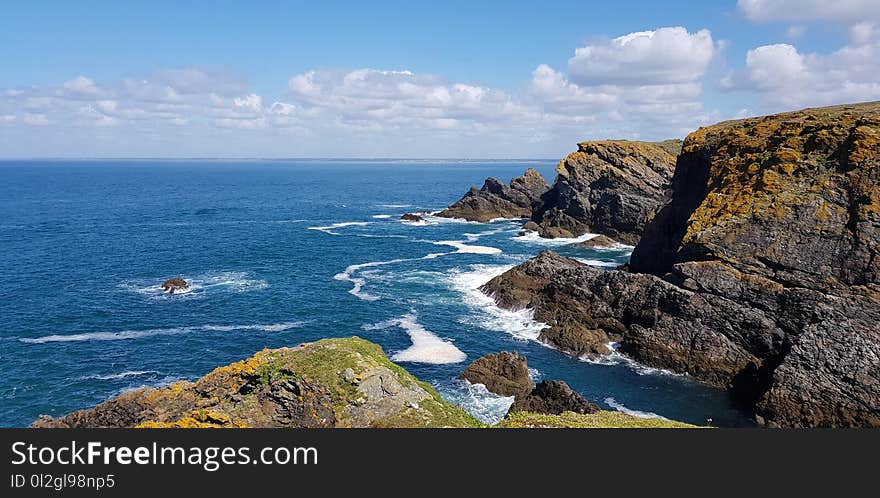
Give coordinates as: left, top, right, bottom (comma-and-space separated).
0, 160, 753, 427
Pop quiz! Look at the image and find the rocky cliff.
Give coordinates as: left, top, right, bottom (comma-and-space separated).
438, 141, 678, 244
437, 168, 549, 222
481, 103, 880, 427
531, 140, 680, 243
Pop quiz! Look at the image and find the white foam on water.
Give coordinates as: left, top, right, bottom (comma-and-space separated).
307, 221, 372, 235
512, 231, 601, 246
448, 264, 549, 342
604, 397, 669, 420
364, 313, 466, 364
436, 380, 515, 425
79, 370, 159, 381
573, 258, 620, 268
334, 253, 452, 302
372, 214, 392, 219
579, 342, 684, 377
434, 240, 502, 255
528, 367, 543, 382
462, 227, 511, 243
20, 322, 305, 344
121, 271, 268, 299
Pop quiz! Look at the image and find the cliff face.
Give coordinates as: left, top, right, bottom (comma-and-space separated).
482, 102, 880, 428
436, 168, 549, 222
531, 140, 680, 243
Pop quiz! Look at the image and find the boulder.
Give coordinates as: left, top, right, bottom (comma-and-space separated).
509, 380, 599, 415
160, 278, 188, 294
458, 352, 532, 397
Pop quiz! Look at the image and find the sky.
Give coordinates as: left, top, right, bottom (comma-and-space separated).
1, 0, 879, 158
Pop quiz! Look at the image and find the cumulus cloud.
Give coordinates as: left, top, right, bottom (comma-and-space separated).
737, 0, 880, 23
0, 28, 726, 157
567, 27, 717, 86
724, 24, 880, 109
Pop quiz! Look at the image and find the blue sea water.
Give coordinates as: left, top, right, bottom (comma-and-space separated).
0, 160, 753, 427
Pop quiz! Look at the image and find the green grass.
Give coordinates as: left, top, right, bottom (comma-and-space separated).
498, 410, 704, 428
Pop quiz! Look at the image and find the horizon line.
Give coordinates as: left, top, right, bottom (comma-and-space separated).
0, 157, 562, 162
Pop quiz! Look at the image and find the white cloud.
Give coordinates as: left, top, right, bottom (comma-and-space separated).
726, 26, 880, 109
63, 76, 98, 94
567, 27, 717, 86
738, 0, 880, 23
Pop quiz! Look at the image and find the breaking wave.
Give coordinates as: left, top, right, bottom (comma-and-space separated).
436, 380, 514, 425
447, 264, 549, 341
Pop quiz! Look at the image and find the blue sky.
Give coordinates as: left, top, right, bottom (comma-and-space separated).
1, 0, 878, 158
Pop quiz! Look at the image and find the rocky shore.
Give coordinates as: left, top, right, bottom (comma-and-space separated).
480, 102, 880, 428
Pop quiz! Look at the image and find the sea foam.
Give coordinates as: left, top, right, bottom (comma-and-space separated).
20, 322, 305, 344
604, 397, 668, 420
448, 264, 549, 341
307, 221, 372, 235
434, 240, 502, 255
364, 313, 466, 364
436, 380, 514, 425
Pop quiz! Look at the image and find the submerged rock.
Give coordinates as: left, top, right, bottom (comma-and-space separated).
482, 102, 880, 428
160, 277, 188, 294
437, 168, 549, 222
531, 140, 679, 244
458, 352, 532, 397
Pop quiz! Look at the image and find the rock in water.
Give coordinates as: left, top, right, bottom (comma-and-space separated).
510, 381, 599, 415
458, 352, 532, 397
437, 168, 549, 222
482, 102, 880, 428
160, 277, 188, 294
31, 338, 482, 428
530, 140, 679, 244
400, 213, 424, 222
572, 234, 618, 249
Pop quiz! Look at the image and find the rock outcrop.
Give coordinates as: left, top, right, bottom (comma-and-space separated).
509, 380, 599, 415
572, 234, 618, 249
400, 213, 425, 222
161, 278, 188, 294
460, 352, 598, 416
32, 338, 481, 428
481, 102, 880, 428
458, 352, 531, 397
530, 140, 679, 244
437, 168, 549, 222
